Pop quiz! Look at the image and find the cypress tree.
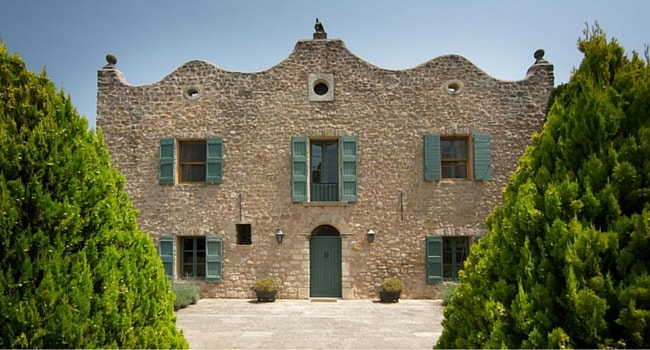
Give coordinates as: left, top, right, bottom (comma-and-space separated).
436, 24, 650, 348
0, 42, 188, 348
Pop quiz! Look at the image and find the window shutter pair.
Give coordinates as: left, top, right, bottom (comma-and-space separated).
157, 235, 222, 282
291, 136, 358, 202
158, 137, 223, 184
422, 133, 492, 181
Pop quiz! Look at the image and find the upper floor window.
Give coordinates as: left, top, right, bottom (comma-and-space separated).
311, 140, 339, 201
423, 133, 491, 181
180, 141, 207, 182
291, 135, 358, 203
440, 137, 468, 179
158, 137, 223, 185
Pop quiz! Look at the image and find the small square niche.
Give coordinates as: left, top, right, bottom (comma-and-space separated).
308, 73, 334, 101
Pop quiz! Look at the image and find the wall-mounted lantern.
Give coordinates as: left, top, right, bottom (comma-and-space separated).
367, 227, 375, 243
276, 227, 284, 244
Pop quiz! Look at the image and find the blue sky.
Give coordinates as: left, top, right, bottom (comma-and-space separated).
1, 0, 648, 128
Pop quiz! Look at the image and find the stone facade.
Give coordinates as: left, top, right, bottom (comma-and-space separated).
97, 36, 553, 299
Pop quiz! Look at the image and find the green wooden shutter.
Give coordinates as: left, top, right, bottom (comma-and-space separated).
473, 133, 492, 181
158, 235, 174, 280
340, 136, 358, 202
159, 138, 175, 185
291, 136, 308, 202
423, 134, 441, 181
206, 136, 223, 184
206, 236, 223, 282
426, 236, 443, 284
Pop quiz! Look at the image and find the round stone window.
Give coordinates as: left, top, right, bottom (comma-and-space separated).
443, 80, 463, 95
183, 86, 202, 100
313, 82, 329, 96
308, 73, 334, 101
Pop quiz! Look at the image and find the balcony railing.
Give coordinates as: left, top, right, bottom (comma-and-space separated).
311, 183, 339, 202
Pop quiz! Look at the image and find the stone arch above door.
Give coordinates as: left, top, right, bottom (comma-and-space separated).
311, 224, 340, 236
302, 214, 352, 237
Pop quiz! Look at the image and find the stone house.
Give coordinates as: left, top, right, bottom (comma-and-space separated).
97, 29, 553, 299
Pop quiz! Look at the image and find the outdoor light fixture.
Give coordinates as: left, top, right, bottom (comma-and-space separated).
367, 227, 375, 243
276, 227, 284, 244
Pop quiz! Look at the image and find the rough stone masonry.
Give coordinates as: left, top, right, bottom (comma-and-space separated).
97, 33, 553, 299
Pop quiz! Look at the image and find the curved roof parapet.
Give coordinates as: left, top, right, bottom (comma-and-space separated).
98, 39, 553, 87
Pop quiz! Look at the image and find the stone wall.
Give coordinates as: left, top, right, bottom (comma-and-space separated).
97, 38, 553, 299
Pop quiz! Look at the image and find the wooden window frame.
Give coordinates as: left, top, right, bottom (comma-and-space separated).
440, 136, 471, 180
178, 140, 207, 183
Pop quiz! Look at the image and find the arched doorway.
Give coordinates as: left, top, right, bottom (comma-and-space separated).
310, 225, 342, 297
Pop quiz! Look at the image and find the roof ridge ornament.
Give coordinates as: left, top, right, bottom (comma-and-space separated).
533, 49, 547, 64
313, 18, 327, 40
105, 54, 117, 68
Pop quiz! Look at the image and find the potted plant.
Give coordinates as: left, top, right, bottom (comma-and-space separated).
379, 277, 404, 302
253, 277, 279, 302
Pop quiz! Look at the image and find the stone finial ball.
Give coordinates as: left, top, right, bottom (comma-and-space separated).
533, 49, 545, 60
106, 54, 118, 65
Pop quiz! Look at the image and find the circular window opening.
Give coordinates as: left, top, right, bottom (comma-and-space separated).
184, 87, 201, 100
447, 82, 461, 93
444, 80, 463, 95
313, 82, 329, 96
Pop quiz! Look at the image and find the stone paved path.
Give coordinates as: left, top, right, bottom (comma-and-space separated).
175, 298, 444, 349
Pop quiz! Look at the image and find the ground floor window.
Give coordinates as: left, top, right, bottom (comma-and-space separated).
443, 236, 469, 280
426, 235, 471, 283
158, 235, 223, 282
182, 237, 206, 278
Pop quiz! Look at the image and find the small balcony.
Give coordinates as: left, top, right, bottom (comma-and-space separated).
311, 183, 338, 202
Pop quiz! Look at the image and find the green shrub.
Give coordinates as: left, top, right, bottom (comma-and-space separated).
436, 25, 650, 349
254, 277, 279, 292
172, 283, 200, 310
440, 283, 459, 306
380, 277, 404, 292
0, 43, 187, 348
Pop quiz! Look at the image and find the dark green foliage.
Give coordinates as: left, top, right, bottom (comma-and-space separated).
0, 43, 188, 348
436, 24, 650, 349
172, 283, 200, 310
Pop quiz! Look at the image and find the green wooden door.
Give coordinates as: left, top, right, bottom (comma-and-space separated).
310, 235, 342, 297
